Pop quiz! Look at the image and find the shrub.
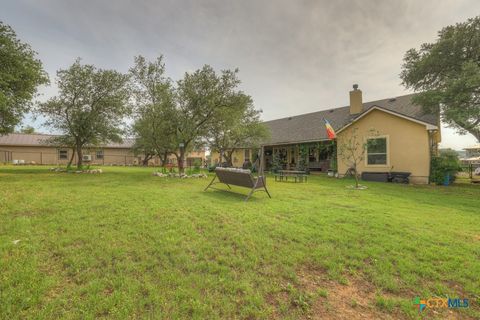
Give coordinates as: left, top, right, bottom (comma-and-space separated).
297, 144, 309, 171
271, 152, 283, 173
430, 149, 462, 185
193, 159, 202, 173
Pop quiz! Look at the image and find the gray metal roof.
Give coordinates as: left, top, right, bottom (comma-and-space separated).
0, 133, 135, 149
262, 93, 439, 145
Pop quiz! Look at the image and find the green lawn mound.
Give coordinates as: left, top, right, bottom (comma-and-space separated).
0, 166, 478, 319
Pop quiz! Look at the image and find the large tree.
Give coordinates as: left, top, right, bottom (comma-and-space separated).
130, 91, 177, 166
207, 94, 268, 166
0, 21, 48, 135
173, 65, 243, 173
38, 59, 131, 168
401, 16, 480, 142
130, 55, 177, 166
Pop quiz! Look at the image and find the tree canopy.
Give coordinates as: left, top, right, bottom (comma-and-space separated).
38, 59, 131, 168
130, 57, 264, 173
35, 54, 264, 171
173, 65, 248, 172
0, 21, 48, 135
130, 55, 177, 166
401, 16, 480, 142
207, 93, 268, 166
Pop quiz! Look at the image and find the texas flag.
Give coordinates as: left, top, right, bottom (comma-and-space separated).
323, 118, 336, 140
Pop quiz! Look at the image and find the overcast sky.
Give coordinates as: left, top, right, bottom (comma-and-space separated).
2, 0, 479, 149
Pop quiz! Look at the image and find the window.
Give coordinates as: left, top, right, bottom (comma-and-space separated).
319, 146, 329, 160
244, 149, 250, 161
289, 147, 296, 164
308, 147, 316, 162
96, 150, 104, 159
366, 137, 387, 165
58, 150, 68, 160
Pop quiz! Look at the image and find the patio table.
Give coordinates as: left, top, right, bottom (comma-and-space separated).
275, 170, 308, 182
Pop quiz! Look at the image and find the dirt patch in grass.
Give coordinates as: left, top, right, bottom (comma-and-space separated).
265, 265, 402, 319
295, 265, 401, 320
12, 210, 39, 217
288, 265, 478, 320
12, 208, 55, 218
266, 290, 290, 319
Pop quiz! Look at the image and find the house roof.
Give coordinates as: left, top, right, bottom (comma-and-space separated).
0, 133, 135, 149
464, 144, 480, 150
262, 93, 439, 145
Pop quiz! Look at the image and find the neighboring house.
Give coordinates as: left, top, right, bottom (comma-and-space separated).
0, 133, 205, 167
212, 86, 441, 184
461, 145, 480, 164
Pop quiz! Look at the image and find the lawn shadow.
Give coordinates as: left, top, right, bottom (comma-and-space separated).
202, 186, 270, 203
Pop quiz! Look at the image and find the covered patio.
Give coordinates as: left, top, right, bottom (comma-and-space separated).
262, 140, 336, 173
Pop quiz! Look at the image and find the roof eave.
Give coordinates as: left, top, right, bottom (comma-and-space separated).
261, 138, 332, 146
336, 106, 439, 134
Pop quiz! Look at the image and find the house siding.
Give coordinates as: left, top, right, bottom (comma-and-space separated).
337, 109, 432, 184
211, 149, 249, 168
0, 144, 206, 166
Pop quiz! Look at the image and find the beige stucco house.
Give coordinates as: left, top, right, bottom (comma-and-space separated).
212, 86, 441, 184
0, 133, 205, 167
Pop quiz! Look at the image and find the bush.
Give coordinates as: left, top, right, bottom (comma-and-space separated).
208, 164, 217, 172
193, 159, 202, 173
430, 149, 461, 185
271, 153, 283, 173
297, 144, 309, 171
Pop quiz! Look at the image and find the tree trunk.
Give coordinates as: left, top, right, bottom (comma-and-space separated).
67, 147, 76, 167
178, 149, 185, 174
76, 145, 83, 169
353, 164, 359, 188
142, 154, 153, 166
224, 151, 233, 167
219, 149, 224, 166
161, 151, 168, 167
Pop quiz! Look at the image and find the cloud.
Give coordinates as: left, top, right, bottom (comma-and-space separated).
2, 0, 478, 147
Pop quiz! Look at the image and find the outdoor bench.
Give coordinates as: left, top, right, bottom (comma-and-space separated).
204, 167, 271, 201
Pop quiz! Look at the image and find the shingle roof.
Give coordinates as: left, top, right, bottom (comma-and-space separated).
0, 133, 135, 149
262, 93, 439, 145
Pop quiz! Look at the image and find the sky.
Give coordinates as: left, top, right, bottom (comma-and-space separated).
2, 0, 479, 149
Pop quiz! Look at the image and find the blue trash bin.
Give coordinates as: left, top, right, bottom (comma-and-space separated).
443, 174, 450, 186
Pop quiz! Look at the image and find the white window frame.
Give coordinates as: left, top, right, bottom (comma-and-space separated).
96, 150, 104, 160
365, 135, 389, 167
58, 149, 68, 160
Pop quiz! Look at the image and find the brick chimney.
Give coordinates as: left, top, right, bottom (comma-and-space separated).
349, 84, 363, 115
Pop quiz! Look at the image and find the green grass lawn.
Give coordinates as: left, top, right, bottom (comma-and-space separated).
1, 166, 479, 319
